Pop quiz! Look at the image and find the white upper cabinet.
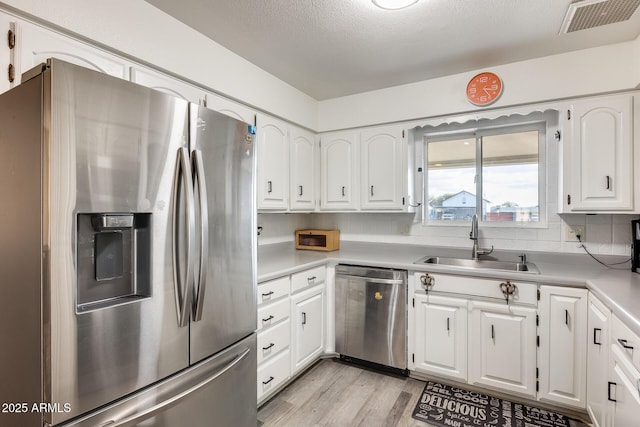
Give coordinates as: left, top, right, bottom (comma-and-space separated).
130, 66, 205, 104
1, 13, 14, 94
564, 94, 634, 212
320, 130, 359, 210
256, 114, 289, 210
204, 91, 256, 125
538, 286, 588, 409
15, 20, 131, 83
360, 125, 405, 210
289, 127, 317, 211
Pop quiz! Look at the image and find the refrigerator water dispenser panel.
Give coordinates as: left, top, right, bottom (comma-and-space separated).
76, 213, 152, 312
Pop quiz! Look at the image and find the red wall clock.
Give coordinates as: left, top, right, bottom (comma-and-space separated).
466, 72, 503, 106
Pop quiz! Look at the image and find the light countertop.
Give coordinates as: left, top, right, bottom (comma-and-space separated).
258, 241, 640, 336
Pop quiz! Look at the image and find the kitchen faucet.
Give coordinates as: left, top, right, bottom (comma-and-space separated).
470, 214, 493, 260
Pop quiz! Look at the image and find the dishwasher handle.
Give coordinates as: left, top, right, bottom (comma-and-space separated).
336, 274, 405, 285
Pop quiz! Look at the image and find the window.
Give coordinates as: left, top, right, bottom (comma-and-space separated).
423, 113, 550, 226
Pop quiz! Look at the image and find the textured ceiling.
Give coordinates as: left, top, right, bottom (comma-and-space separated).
145, 0, 640, 100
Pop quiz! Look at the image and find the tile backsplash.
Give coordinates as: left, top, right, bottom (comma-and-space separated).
258, 212, 637, 256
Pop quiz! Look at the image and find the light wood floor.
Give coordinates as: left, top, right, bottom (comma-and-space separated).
257, 358, 431, 427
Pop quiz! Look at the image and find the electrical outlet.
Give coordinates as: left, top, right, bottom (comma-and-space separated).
565, 225, 585, 242
398, 223, 411, 235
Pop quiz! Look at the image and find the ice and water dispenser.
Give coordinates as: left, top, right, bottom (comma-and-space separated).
76, 213, 151, 312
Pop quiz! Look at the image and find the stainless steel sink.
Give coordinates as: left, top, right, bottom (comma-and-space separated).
413, 256, 539, 274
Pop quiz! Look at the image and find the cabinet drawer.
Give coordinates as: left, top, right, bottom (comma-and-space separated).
257, 318, 290, 365
411, 272, 537, 306
612, 314, 640, 372
257, 349, 290, 402
257, 297, 289, 332
258, 276, 290, 306
291, 266, 326, 294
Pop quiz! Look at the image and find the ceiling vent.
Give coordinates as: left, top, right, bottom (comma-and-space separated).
560, 0, 640, 33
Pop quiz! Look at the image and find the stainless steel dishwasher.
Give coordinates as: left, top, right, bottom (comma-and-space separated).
335, 264, 408, 373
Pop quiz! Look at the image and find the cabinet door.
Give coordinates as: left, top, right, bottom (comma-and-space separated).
469, 301, 537, 398
610, 347, 640, 427
413, 294, 467, 381
204, 91, 256, 125
15, 20, 130, 83
130, 66, 205, 104
587, 293, 611, 427
360, 126, 405, 210
291, 285, 325, 373
538, 286, 588, 408
568, 95, 633, 211
1, 14, 13, 94
290, 127, 317, 211
256, 114, 289, 210
320, 131, 358, 210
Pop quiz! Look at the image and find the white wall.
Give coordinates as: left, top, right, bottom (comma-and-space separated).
260, 210, 634, 256
0, 0, 318, 130
317, 40, 640, 131
5, 1, 636, 256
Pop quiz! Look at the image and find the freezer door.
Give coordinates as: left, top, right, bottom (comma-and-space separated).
60, 334, 257, 427
189, 104, 257, 363
45, 60, 191, 424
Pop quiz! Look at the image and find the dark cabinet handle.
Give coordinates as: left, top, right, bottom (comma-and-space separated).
302, 312, 307, 325
262, 376, 275, 385
370, 185, 374, 196
341, 186, 345, 197
606, 175, 611, 190
446, 318, 450, 332
608, 382, 617, 402
499, 281, 517, 304
261, 291, 274, 297
420, 274, 434, 293
262, 343, 275, 351
298, 185, 303, 196
307, 276, 316, 283
618, 338, 634, 350
593, 328, 602, 345
491, 325, 495, 340
565, 309, 569, 326
267, 180, 273, 193
262, 315, 274, 323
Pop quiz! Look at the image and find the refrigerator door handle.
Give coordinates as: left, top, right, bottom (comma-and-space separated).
102, 348, 251, 427
191, 149, 208, 322
172, 147, 196, 328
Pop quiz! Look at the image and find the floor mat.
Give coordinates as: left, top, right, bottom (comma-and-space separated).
412, 381, 587, 427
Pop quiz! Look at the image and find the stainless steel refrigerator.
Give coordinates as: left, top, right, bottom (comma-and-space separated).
0, 58, 257, 427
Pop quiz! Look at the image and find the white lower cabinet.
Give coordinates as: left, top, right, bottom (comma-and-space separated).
413, 294, 467, 381
257, 266, 326, 405
609, 346, 640, 427
606, 312, 640, 426
469, 300, 538, 398
257, 349, 291, 403
291, 284, 325, 374
538, 286, 588, 409
256, 276, 291, 404
409, 272, 537, 399
258, 319, 291, 365
587, 293, 611, 427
